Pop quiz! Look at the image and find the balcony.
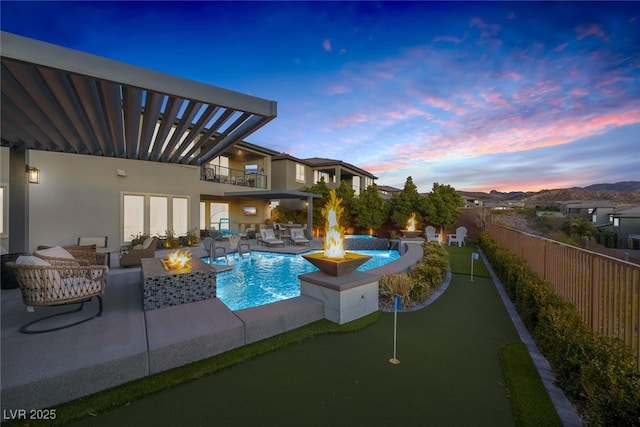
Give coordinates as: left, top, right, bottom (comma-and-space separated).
201, 166, 267, 189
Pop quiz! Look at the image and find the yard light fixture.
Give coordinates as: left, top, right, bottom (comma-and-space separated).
27, 166, 40, 184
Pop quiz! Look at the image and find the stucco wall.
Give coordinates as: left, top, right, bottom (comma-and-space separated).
27, 151, 213, 251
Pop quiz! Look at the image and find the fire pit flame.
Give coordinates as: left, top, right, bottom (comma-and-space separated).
163, 248, 192, 271
322, 190, 346, 259
406, 212, 417, 231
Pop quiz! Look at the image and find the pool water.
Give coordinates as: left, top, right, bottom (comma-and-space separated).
204, 250, 399, 311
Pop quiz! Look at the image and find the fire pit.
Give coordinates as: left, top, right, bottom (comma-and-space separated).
400, 212, 422, 238
161, 248, 193, 273
302, 190, 371, 276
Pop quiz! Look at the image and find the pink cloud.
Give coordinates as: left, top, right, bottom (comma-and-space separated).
553, 42, 568, 52
575, 24, 608, 41
335, 112, 370, 128
327, 84, 351, 95
322, 39, 332, 52
470, 17, 500, 38
570, 88, 589, 96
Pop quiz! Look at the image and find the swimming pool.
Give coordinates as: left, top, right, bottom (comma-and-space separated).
205, 250, 399, 311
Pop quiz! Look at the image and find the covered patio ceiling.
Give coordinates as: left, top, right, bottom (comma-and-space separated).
0, 31, 277, 166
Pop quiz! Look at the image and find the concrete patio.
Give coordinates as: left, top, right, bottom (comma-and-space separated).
1, 238, 423, 412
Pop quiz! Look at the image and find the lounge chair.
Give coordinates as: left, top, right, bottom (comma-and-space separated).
424, 226, 440, 243
258, 229, 285, 247
290, 228, 310, 246
448, 226, 467, 247
10, 248, 107, 333
119, 237, 158, 267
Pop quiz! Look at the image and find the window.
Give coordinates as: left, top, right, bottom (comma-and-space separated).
363, 177, 373, 188
613, 217, 620, 227
150, 196, 168, 236
200, 202, 206, 230
123, 194, 145, 241
295, 163, 306, 183
173, 197, 188, 236
352, 176, 361, 196
0, 186, 5, 235
209, 156, 229, 177
314, 170, 330, 184
122, 193, 190, 242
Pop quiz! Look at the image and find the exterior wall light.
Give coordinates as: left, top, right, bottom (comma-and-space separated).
27, 166, 40, 184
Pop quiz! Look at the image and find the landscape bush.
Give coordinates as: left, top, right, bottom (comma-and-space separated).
479, 232, 640, 426
378, 242, 448, 309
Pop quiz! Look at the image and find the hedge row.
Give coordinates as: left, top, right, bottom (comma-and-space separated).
479, 232, 640, 426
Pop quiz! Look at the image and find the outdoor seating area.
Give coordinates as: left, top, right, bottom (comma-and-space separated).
424, 225, 440, 243
8, 246, 108, 334
448, 226, 467, 246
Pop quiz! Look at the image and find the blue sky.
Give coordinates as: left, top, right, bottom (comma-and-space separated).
2, 1, 639, 192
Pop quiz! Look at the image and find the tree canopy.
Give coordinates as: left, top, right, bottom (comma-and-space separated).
389, 176, 423, 228
352, 183, 388, 234
423, 182, 464, 232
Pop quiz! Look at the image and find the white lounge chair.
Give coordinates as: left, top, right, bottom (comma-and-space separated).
448, 226, 467, 247
258, 229, 285, 247
424, 226, 440, 243
290, 228, 310, 246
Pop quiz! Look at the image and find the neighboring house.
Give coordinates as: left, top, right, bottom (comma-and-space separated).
484, 200, 525, 209
561, 200, 617, 221
460, 195, 484, 208
598, 205, 640, 249
378, 185, 401, 200
271, 155, 377, 195
590, 205, 616, 228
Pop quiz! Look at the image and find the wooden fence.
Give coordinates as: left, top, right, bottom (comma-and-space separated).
487, 223, 640, 369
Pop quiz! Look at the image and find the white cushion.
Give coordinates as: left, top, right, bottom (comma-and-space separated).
15, 255, 51, 266
292, 229, 305, 239
263, 229, 276, 240
34, 246, 74, 259
142, 237, 155, 249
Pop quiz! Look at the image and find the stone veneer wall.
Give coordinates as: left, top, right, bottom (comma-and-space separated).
345, 237, 392, 250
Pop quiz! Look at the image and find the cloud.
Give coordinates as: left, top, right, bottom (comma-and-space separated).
433, 35, 462, 44
575, 24, 608, 41
322, 38, 332, 52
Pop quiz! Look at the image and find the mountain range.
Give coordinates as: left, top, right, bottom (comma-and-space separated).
460, 181, 640, 204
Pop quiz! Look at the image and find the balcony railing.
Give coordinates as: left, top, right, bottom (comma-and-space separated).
201, 166, 267, 189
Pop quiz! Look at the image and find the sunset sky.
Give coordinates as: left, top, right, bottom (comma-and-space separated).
2, 1, 638, 193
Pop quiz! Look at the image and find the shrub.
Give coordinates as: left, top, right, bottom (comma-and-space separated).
379, 241, 449, 309
479, 232, 640, 425
379, 274, 414, 308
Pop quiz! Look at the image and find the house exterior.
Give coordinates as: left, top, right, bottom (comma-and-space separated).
562, 200, 617, 221
0, 32, 284, 255
0, 32, 377, 256
271, 155, 377, 195
377, 185, 401, 200
597, 205, 640, 249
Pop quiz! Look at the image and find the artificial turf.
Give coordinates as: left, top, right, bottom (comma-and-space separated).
67, 245, 525, 426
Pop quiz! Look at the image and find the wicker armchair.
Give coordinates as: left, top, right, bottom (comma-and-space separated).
119, 238, 158, 267
36, 245, 107, 266
10, 254, 107, 334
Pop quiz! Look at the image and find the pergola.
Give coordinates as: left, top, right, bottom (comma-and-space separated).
0, 31, 277, 252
